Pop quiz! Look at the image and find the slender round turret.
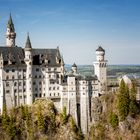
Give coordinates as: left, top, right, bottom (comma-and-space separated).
95, 46, 105, 61
24, 34, 33, 105
6, 14, 16, 47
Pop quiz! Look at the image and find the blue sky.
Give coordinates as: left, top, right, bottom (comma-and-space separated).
0, 0, 140, 65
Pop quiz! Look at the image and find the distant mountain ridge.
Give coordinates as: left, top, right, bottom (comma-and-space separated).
65, 64, 140, 76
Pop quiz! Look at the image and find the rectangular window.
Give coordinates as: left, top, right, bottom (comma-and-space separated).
36, 68, 39, 72
12, 76, 14, 79
19, 82, 21, 86
14, 82, 17, 86
6, 90, 10, 94
6, 69, 9, 73
6, 76, 9, 80
12, 69, 15, 72
6, 82, 9, 87
18, 75, 21, 79
23, 82, 26, 86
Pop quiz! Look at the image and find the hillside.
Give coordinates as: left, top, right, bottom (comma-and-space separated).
65, 65, 140, 76
0, 99, 83, 140
86, 80, 140, 140
1, 80, 140, 140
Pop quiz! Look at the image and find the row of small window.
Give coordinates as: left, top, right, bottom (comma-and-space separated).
34, 75, 45, 78
6, 69, 26, 73
34, 88, 45, 91
36, 68, 58, 72
6, 68, 59, 73
35, 93, 45, 97
33, 81, 45, 85
71, 93, 85, 96
6, 82, 26, 87
6, 75, 45, 80
6, 89, 26, 93
62, 92, 85, 96
34, 74, 60, 79
50, 81, 59, 84
6, 75, 26, 80
14, 95, 26, 99
49, 87, 59, 90
50, 93, 60, 96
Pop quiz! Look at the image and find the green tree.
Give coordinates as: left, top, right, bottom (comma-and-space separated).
37, 105, 45, 132
109, 112, 119, 129
117, 79, 130, 121
2, 103, 9, 130
60, 106, 68, 124
129, 82, 138, 117
7, 115, 17, 140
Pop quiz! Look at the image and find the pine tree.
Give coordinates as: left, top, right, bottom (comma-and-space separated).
117, 79, 130, 121
109, 112, 119, 129
37, 105, 45, 132
60, 106, 68, 124
2, 102, 9, 130
129, 82, 138, 117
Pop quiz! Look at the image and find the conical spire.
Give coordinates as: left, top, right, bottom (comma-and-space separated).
7, 13, 15, 32
72, 63, 77, 67
96, 46, 105, 52
25, 33, 32, 50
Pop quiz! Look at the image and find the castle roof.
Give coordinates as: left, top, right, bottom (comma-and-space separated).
72, 63, 77, 67
7, 14, 15, 32
0, 46, 25, 66
0, 45, 62, 67
32, 48, 62, 67
96, 46, 105, 52
25, 34, 32, 50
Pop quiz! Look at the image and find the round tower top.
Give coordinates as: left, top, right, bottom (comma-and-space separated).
96, 46, 105, 52
72, 63, 77, 67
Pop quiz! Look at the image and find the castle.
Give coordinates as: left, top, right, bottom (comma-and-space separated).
0, 15, 107, 134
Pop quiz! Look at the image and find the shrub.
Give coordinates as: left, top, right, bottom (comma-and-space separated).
109, 112, 119, 129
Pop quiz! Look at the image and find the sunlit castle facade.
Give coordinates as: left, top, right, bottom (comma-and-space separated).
0, 15, 107, 134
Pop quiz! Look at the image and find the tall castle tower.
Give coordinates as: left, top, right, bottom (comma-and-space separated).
6, 14, 16, 47
94, 46, 107, 95
24, 34, 33, 105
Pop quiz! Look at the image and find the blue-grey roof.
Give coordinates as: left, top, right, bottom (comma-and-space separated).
0, 46, 25, 66
25, 35, 32, 50
96, 46, 105, 52
0, 46, 62, 67
7, 14, 15, 32
32, 48, 62, 66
